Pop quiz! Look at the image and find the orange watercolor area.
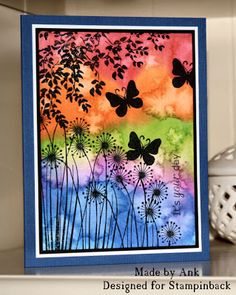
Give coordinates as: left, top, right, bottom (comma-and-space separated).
40, 62, 193, 139
137, 64, 193, 120
40, 69, 151, 138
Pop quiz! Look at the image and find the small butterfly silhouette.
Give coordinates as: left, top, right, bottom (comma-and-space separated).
126, 131, 161, 166
172, 58, 194, 89
105, 80, 143, 117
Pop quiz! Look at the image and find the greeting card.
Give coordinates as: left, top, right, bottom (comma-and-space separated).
21, 16, 209, 267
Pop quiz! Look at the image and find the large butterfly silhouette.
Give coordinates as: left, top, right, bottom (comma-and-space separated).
126, 131, 161, 166
172, 58, 195, 89
105, 80, 143, 117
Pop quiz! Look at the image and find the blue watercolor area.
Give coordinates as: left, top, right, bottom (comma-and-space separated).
40, 165, 196, 252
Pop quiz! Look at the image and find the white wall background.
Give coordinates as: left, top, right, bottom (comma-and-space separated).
0, 0, 235, 251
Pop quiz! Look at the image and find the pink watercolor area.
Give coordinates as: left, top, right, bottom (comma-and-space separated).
164, 163, 195, 198
162, 33, 193, 69
38, 31, 192, 85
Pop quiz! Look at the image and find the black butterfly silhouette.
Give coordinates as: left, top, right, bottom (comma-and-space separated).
172, 58, 194, 89
126, 131, 161, 165
105, 80, 143, 117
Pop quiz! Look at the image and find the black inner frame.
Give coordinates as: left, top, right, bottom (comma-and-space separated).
35, 28, 199, 255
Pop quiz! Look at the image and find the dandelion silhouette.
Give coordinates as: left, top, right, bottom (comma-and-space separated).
68, 118, 90, 138
137, 198, 161, 223
132, 162, 153, 185
93, 132, 116, 154
111, 166, 132, 190
71, 135, 91, 158
83, 182, 106, 204
158, 221, 182, 246
41, 144, 63, 169
147, 180, 168, 203
107, 146, 127, 169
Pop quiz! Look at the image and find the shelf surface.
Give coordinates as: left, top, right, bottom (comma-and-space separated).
0, 239, 235, 277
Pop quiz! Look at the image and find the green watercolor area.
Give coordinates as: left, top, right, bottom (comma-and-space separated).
41, 117, 194, 171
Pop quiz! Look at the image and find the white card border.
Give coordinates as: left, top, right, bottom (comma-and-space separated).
32, 24, 201, 258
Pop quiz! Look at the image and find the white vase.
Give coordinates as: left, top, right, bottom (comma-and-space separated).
208, 145, 236, 244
